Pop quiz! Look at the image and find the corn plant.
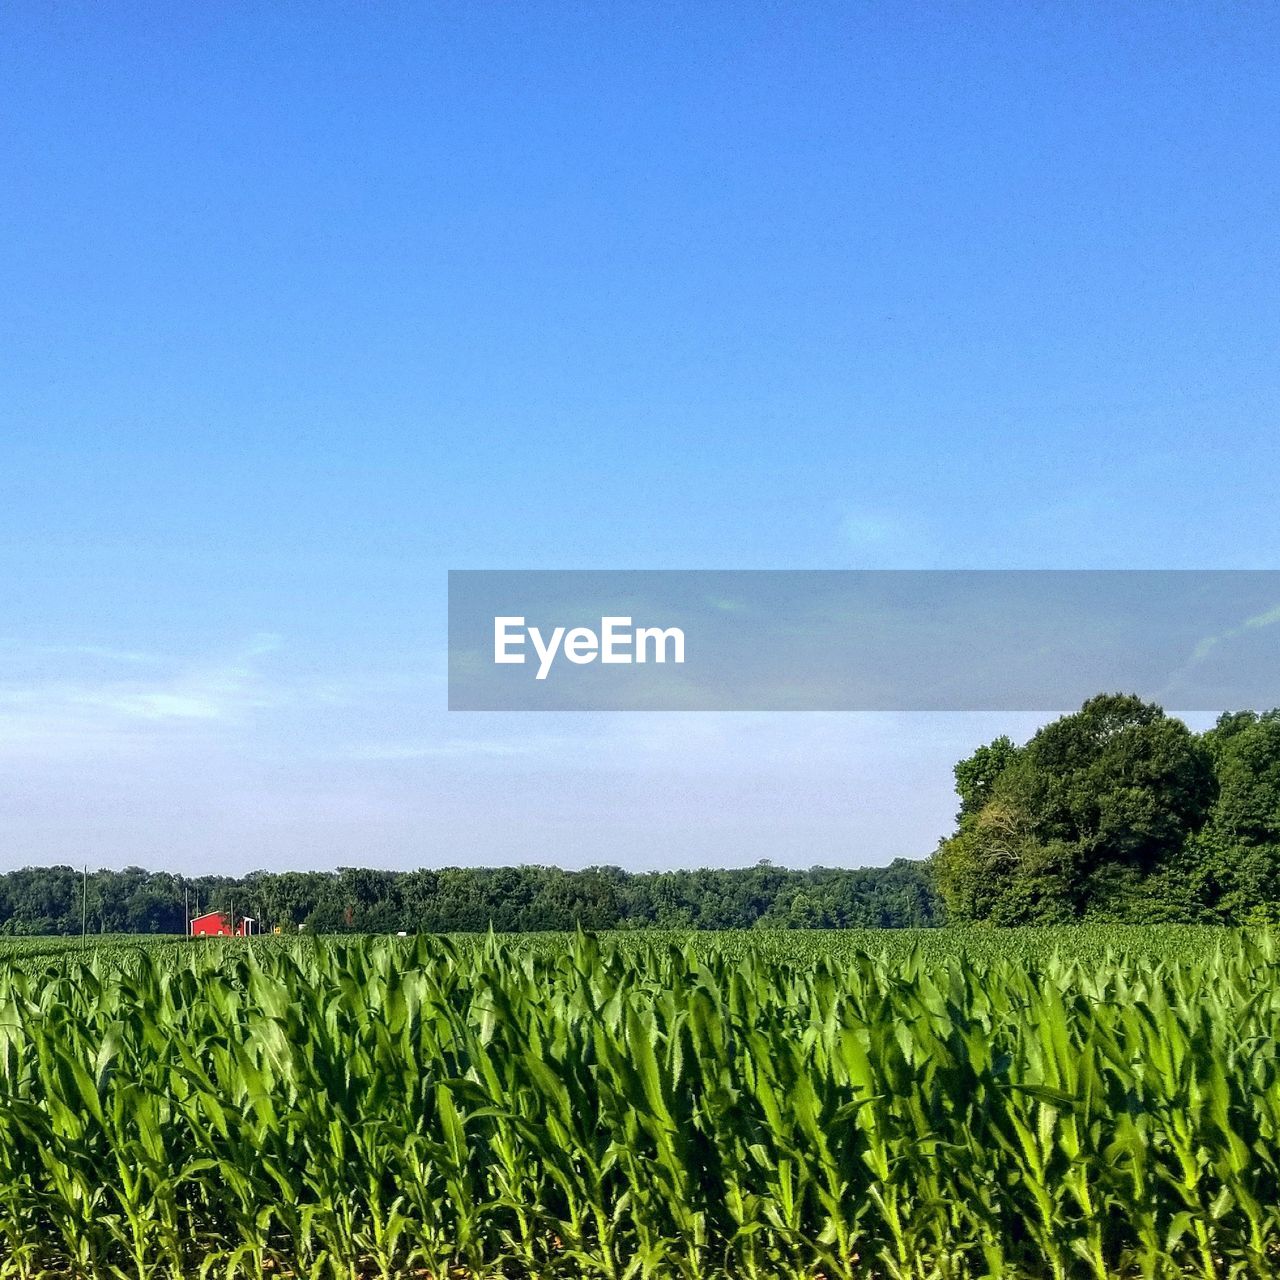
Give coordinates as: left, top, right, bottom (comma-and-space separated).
0, 928, 1276, 1277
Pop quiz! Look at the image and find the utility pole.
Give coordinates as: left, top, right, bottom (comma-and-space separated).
81, 865, 87, 949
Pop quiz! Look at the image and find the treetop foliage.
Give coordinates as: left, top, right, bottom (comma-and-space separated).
934, 694, 1280, 925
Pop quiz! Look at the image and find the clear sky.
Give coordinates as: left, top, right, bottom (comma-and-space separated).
2, 4, 1277, 874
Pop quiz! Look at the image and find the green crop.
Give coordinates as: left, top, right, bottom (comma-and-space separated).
0, 928, 1276, 1278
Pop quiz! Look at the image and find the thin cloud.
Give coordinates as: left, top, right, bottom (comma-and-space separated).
0, 643, 173, 667
1189, 604, 1280, 663
841, 513, 896, 547
1165, 603, 1280, 699
0, 635, 286, 757
342, 738, 543, 762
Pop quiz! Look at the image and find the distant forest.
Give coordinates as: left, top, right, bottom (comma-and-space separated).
0, 859, 939, 936
6, 693, 1278, 935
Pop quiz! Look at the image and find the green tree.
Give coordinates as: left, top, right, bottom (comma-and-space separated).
1183, 710, 1280, 922
935, 694, 1216, 924
952, 734, 1018, 820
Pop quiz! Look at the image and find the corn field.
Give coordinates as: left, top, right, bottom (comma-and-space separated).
1, 931, 1279, 1279
0, 924, 1237, 974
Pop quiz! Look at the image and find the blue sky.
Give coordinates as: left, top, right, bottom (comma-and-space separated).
1, 3, 1277, 873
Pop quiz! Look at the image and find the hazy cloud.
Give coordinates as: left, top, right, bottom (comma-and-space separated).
0, 633, 285, 757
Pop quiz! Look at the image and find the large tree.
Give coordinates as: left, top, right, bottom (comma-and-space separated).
1175, 710, 1280, 922
935, 694, 1216, 923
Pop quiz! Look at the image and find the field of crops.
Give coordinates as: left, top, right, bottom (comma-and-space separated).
0, 927, 1278, 1278
0, 922, 1244, 972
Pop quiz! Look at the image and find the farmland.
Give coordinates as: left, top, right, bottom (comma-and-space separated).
0, 929, 1278, 1278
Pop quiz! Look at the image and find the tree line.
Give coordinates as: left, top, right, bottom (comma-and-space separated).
0, 859, 940, 936
934, 694, 1280, 924
5, 693, 1276, 934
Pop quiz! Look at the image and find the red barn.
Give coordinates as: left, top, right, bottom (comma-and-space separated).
190, 911, 233, 937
